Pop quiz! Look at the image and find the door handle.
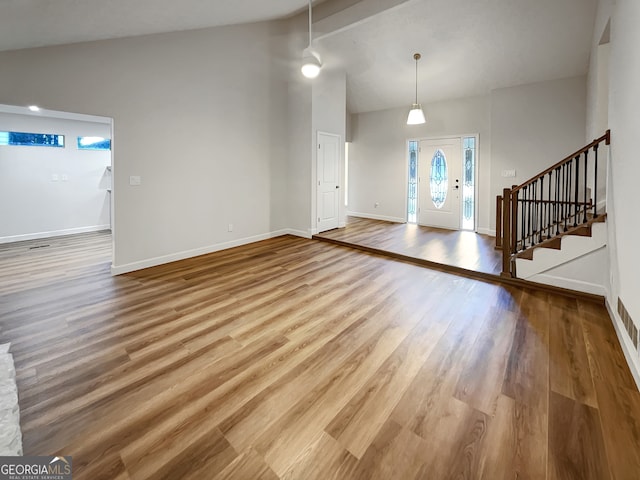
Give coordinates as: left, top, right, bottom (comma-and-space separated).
336, 185, 340, 189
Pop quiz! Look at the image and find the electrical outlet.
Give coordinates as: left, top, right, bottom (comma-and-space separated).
228, 224, 233, 232
374, 202, 379, 208
51, 174, 59, 182
61, 174, 68, 182
129, 176, 141, 186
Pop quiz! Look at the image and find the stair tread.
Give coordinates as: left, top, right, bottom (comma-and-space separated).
514, 213, 607, 261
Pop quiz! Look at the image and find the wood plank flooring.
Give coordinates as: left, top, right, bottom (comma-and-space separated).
1, 231, 639, 479
315, 216, 502, 275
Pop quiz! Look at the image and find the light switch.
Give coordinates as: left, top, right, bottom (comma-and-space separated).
129, 176, 141, 186
61, 174, 68, 182
51, 174, 59, 182
502, 169, 516, 178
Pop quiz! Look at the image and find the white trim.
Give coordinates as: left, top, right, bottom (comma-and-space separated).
0, 225, 111, 244
477, 227, 496, 237
287, 229, 312, 239
529, 273, 607, 296
413, 134, 479, 231
347, 211, 405, 223
316, 131, 343, 233
111, 230, 293, 275
605, 298, 640, 390
0, 103, 111, 124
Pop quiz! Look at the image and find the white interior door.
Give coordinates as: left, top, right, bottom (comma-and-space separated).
317, 132, 341, 232
418, 138, 462, 230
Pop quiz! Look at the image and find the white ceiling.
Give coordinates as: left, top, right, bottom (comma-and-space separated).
0, 0, 597, 115
317, 0, 598, 113
0, 0, 311, 52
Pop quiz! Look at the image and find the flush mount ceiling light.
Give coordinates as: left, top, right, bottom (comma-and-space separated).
301, 0, 321, 79
28, 105, 40, 112
407, 53, 426, 125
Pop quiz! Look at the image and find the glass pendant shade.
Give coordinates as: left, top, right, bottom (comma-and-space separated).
407, 104, 426, 125
407, 53, 426, 125
301, 51, 321, 78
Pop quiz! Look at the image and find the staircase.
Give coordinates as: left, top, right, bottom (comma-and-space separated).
496, 130, 610, 281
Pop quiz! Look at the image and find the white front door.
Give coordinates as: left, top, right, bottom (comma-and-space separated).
317, 132, 341, 232
418, 138, 462, 230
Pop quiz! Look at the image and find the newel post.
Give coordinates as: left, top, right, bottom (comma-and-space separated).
501, 188, 512, 277
496, 195, 503, 248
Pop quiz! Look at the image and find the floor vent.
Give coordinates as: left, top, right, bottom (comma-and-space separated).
618, 297, 638, 350
29, 244, 50, 250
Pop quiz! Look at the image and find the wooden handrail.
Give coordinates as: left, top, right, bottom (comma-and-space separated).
512, 130, 610, 193
499, 130, 610, 277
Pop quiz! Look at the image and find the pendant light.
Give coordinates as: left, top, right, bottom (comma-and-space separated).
407, 53, 426, 125
301, 0, 321, 78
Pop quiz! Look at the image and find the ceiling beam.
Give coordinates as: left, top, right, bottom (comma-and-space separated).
313, 0, 412, 40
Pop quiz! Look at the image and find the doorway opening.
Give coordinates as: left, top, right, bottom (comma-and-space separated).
407, 135, 477, 231
0, 103, 114, 266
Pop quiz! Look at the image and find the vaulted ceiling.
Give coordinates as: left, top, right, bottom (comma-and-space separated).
0, 0, 597, 114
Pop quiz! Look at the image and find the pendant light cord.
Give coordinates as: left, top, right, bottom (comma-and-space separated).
413, 53, 421, 104
415, 57, 418, 103
308, 0, 313, 48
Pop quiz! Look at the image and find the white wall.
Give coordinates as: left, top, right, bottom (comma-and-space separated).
348, 95, 491, 227
312, 69, 347, 231
0, 112, 111, 242
490, 76, 588, 230
348, 78, 587, 234
0, 22, 290, 272
587, 0, 640, 385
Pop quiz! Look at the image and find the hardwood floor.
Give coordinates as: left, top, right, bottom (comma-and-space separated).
1, 231, 639, 479
314, 216, 502, 275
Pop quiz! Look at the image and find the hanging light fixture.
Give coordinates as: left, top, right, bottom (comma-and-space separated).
301, 0, 321, 79
407, 53, 426, 125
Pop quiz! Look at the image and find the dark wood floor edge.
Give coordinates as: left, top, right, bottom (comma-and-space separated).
312, 235, 605, 305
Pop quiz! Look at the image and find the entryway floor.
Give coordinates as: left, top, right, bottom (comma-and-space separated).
315, 216, 502, 275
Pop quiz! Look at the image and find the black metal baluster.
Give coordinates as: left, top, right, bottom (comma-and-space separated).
514, 189, 520, 254
520, 188, 526, 250
560, 163, 567, 232
527, 184, 532, 246
574, 155, 579, 227
564, 163, 571, 232
532, 182, 537, 246
583, 151, 589, 223
547, 171, 552, 239
539, 177, 544, 242
593, 144, 599, 218
555, 167, 561, 235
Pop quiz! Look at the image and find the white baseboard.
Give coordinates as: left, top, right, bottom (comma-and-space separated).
347, 211, 405, 224
111, 229, 291, 275
0, 224, 111, 244
477, 228, 496, 237
529, 273, 607, 297
606, 297, 640, 390
286, 229, 312, 239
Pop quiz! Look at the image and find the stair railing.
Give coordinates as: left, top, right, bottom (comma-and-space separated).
498, 130, 610, 277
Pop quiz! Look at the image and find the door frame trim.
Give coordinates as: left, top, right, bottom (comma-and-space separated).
405, 133, 480, 232
314, 130, 343, 234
